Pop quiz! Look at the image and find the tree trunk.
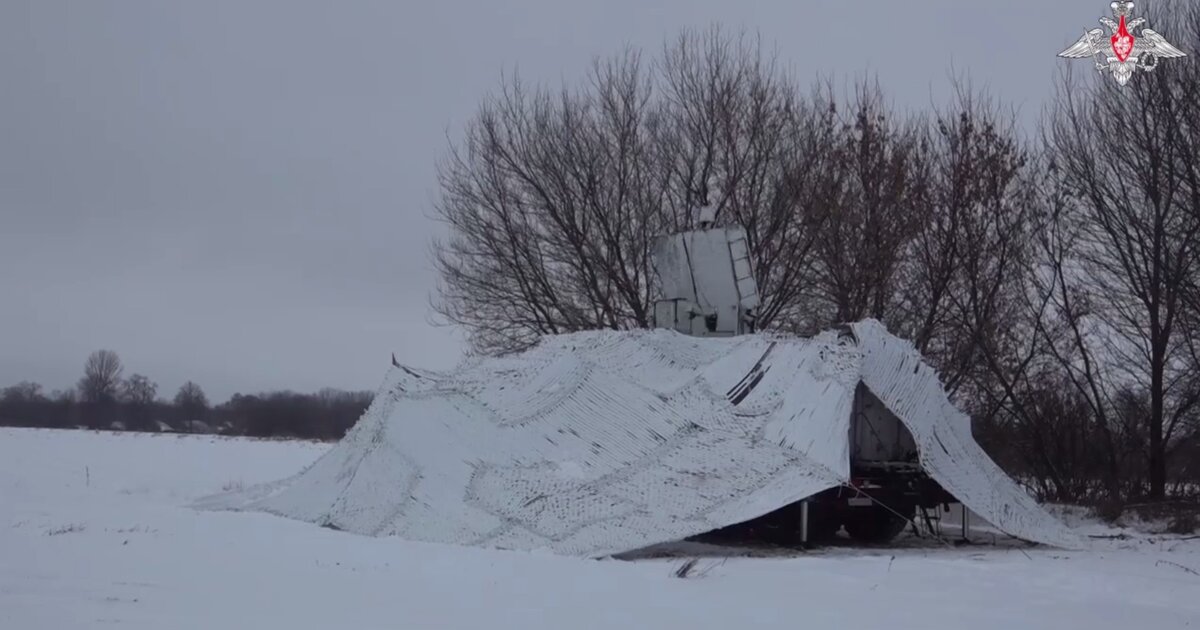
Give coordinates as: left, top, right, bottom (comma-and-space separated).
1149, 357, 1166, 499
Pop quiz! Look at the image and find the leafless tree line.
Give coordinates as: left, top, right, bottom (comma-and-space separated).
433, 6, 1200, 503
1, 350, 372, 441
971, 0, 1200, 501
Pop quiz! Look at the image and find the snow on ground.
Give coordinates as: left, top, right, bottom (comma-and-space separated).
1, 428, 1197, 630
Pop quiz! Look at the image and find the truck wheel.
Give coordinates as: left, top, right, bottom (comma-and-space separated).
843, 506, 909, 544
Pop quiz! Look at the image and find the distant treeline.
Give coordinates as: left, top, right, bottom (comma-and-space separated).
1, 350, 372, 441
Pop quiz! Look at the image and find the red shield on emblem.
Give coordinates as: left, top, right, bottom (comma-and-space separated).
1112, 15, 1136, 62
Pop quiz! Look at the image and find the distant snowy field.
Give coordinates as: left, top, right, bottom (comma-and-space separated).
2, 428, 1197, 630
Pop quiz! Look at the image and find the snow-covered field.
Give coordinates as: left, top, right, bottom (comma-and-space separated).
2, 428, 1197, 629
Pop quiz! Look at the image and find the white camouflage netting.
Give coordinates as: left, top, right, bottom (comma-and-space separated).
198, 320, 1080, 556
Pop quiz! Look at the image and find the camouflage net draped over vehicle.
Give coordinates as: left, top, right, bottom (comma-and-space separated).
197, 320, 1081, 556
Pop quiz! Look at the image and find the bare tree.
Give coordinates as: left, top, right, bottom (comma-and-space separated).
77, 350, 123, 429
785, 79, 1038, 401
909, 85, 1040, 395
174, 381, 209, 433
122, 374, 158, 431
78, 350, 123, 404
431, 57, 657, 353
122, 374, 157, 405
802, 81, 928, 331
1045, 0, 1200, 499
2, 382, 45, 403
1169, 0, 1200, 496
0, 382, 50, 428
432, 28, 823, 353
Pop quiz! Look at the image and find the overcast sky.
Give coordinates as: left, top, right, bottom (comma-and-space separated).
2, 0, 1108, 401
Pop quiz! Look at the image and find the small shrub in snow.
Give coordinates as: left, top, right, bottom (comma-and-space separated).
672, 558, 699, 578
45, 523, 86, 536
670, 558, 725, 579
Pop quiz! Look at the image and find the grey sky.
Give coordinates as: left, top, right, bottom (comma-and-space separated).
2, 0, 1105, 401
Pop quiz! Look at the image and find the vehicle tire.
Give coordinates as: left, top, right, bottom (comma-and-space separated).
843, 506, 910, 543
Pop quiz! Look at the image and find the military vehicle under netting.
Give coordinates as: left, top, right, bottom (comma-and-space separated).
200, 212, 1078, 555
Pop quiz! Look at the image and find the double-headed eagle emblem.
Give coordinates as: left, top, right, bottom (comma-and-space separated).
1059, 1, 1186, 86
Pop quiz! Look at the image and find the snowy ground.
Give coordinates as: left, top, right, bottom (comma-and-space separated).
2, 428, 1197, 629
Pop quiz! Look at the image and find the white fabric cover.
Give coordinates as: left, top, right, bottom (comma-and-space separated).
199, 320, 1080, 555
